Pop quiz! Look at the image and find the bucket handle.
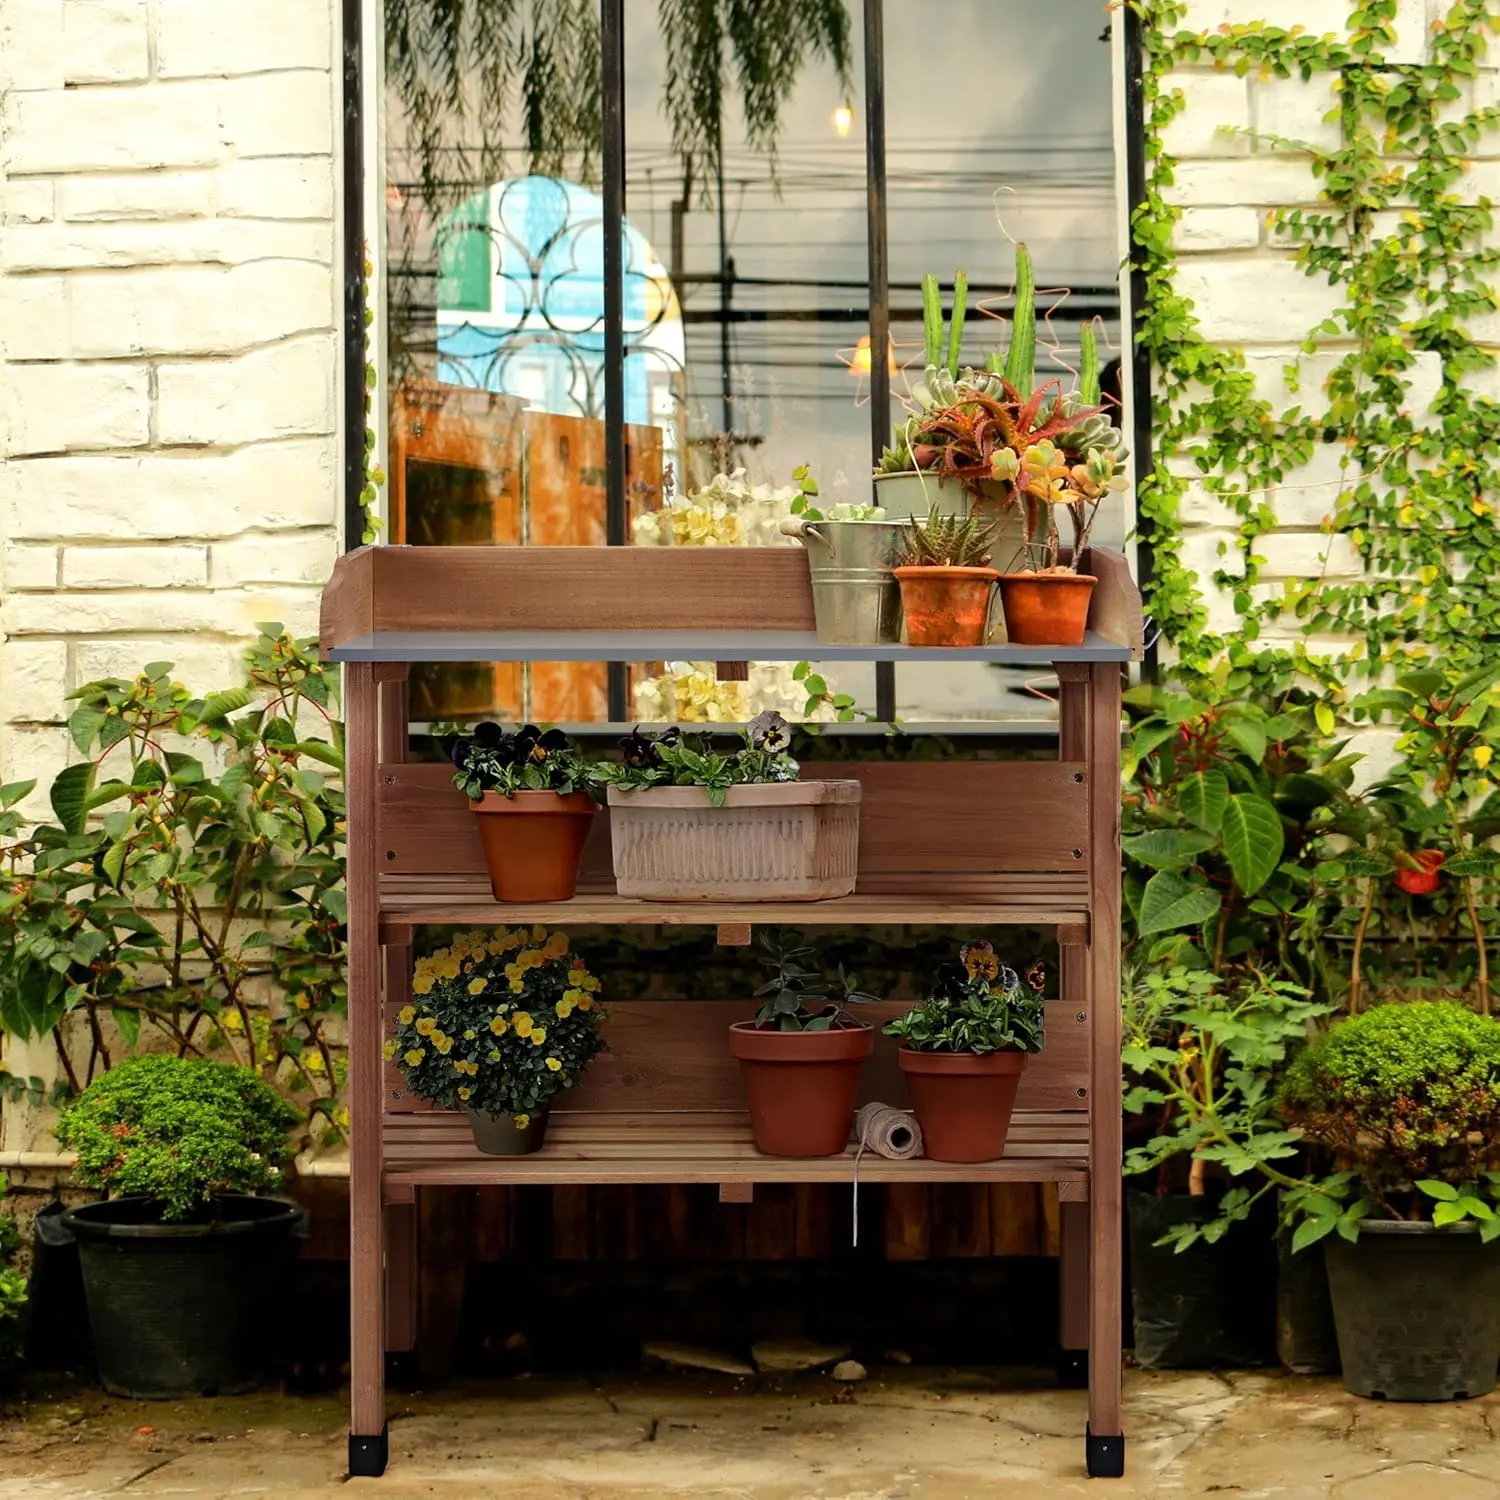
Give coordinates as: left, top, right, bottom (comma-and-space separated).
777, 516, 833, 548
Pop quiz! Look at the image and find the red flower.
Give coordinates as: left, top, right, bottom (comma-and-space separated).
1394, 850, 1445, 896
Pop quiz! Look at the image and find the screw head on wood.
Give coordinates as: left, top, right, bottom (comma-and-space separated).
1076, 1010, 1087, 1023
1072, 848, 1084, 859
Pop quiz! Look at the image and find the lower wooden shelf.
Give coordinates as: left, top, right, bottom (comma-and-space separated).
378, 876, 1092, 944
381, 1109, 1091, 1199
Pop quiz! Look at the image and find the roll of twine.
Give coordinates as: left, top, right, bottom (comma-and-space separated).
850, 1103, 923, 1247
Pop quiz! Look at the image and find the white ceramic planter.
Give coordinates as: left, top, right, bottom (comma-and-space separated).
606, 781, 861, 901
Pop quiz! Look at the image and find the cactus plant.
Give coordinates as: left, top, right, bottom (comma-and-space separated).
1079, 322, 1101, 407
898, 507, 1000, 569
921, 270, 969, 379
1002, 244, 1036, 396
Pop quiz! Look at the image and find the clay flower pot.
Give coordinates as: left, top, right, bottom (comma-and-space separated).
729, 1021, 875, 1157
898, 1048, 1029, 1163
469, 790, 596, 902
893, 565, 1000, 647
997, 572, 1098, 647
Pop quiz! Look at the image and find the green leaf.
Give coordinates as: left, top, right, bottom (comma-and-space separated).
50, 762, 97, 835
1178, 770, 1229, 834
1221, 718, 1267, 763
1222, 793, 1285, 896
0, 779, 37, 808
1121, 829, 1218, 869
1432, 1200, 1467, 1227
101, 840, 127, 889
66, 706, 108, 756
1137, 870, 1223, 935
1459, 1196, 1493, 1221
1416, 1179, 1459, 1202
1291, 1215, 1338, 1253
196, 688, 253, 726
111, 1006, 141, 1048
1314, 702, 1337, 736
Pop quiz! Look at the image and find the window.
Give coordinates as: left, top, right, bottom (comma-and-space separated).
363, 0, 1136, 726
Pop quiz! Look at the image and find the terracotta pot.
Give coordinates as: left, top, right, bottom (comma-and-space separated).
898, 1048, 1029, 1163
467, 1106, 550, 1156
729, 1021, 875, 1157
469, 790, 596, 902
893, 565, 1000, 647
997, 572, 1098, 647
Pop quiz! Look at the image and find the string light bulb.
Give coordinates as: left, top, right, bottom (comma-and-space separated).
832, 101, 854, 138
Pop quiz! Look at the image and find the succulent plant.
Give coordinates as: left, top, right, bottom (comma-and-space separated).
898, 508, 1000, 569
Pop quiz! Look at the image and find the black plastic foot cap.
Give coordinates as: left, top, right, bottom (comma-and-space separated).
1086, 1426, 1125, 1479
1057, 1348, 1088, 1389
349, 1426, 389, 1478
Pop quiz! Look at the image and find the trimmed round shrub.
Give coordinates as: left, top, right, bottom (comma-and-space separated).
55, 1055, 301, 1222
1280, 1001, 1500, 1206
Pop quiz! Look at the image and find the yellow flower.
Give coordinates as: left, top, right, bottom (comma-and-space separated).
463, 1029, 477, 1040
512, 1012, 534, 1037
489, 1015, 508, 1036
532, 925, 547, 944
433, 1034, 453, 1055
545, 1056, 562, 1072
458, 1086, 472, 1101
577, 995, 593, 1011
514, 1113, 530, 1129
509, 979, 525, 993
294, 993, 311, 1011
487, 1048, 501, 1062
335, 1106, 350, 1129
504, 962, 522, 982
382, 1040, 397, 1061
468, 977, 488, 995
403, 1048, 426, 1066
555, 999, 575, 1019
306, 1052, 325, 1073
581, 974, 601, 992
531, 1028, 547, 1046
543, 932, 569, 959
224, 1011, 243, 1030
412, 973, 434, 996
398, 1005, 416, 1024
415, 1016, 436, 1036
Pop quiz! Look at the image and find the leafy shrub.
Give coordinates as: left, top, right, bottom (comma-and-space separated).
0, 631, 347, 1145
749, 930, 873, 1032
1280, 1001, 1500, 1220
388, 927, 605, 1126
55, 1054, 301, 1222
0, 1173, 23, 1372
884, 941, 1045, 1054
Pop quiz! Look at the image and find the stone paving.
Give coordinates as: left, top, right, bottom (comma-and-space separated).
3, 1367, 1500, 1498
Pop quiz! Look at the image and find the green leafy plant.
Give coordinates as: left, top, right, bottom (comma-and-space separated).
54, 1054, 301, 1223
898, 508, 999, 569
1122, 964, 1331, 1242
1277, 1001, 1500, 1248
787, 463, 884, 523
0, 1172, 24, 1376
597, 712, 799, 807
449, 722, 598, 801
749, 929, 874, 1032
884, 941, 1045, 1054
0, 632, 348, 1144
388, 926, 605, 1125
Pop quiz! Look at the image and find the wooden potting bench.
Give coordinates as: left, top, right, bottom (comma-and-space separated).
320, 543, 1140, 1480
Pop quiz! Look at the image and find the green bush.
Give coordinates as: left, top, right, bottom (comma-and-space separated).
55, 1054, 301, 1222
0, 1173, 23, 1373
884, 942, 1045, 1054
1280, 1002, 1500, 1214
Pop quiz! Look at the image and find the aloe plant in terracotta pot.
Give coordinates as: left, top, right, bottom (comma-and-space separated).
893, 508, 1005, 647
885, 942, 1046, 1163
450, 723, 601, 902
730, 930, 876, 1158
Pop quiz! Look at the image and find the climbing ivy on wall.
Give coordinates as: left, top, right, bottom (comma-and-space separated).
1131, 0, 1500, 689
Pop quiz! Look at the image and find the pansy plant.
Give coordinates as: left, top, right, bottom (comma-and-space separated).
449, 722, 599, 802
597, 711, 799, 808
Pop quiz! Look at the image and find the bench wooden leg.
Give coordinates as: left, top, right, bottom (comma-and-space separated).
346, 662, 388, 1477
1057, 1197, 1090, 1388
1086, 661, 1124, 1478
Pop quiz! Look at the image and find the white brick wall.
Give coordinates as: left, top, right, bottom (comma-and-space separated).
0, 0, 341, 822
1161, 9, 1458, 634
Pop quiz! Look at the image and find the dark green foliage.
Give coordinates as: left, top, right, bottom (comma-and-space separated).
750, 929, 873, 1033
596, 713, 798, 807
884, 942, 1045, 1054
898, 508, 999, 569
449, 723, 598, 801
55, 1054, 301, 1223
1281, 1002, 1500, 1208
0, 1173, 23, 1371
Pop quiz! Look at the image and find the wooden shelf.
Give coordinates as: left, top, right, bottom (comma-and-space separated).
378, 875, 1092, 944
382, 1110, 1090, 1198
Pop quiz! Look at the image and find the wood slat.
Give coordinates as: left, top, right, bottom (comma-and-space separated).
381, 1110, 1089, 1198
376, 761, 1091, 878
383, 1000, 1091, 1117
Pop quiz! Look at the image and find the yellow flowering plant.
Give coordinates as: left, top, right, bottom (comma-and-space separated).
385, 926, 604, 1125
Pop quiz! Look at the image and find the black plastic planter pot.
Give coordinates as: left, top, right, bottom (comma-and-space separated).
1127, 1190, 1276, 1369
63, 1194, 303, 1399
1323, 1220, 1500, 1401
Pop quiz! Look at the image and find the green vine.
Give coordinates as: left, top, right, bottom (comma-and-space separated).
1132, 0, 1500, 686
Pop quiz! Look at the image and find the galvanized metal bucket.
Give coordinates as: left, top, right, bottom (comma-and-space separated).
780, 517, 906, 645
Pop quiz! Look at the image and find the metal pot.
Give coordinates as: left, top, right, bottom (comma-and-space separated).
780, 516, 906, 645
